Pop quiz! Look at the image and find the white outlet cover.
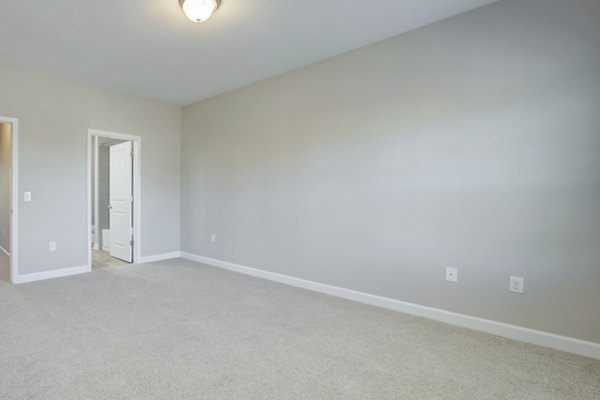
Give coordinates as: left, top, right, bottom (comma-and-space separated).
509, 276, 524, 294
445, 267, 458, 283
49, 241, 57, 252
211, 234, 216, 243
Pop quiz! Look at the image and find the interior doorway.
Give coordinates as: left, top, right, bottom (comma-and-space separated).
0, 116, 18, 284
88, 130, 141, 269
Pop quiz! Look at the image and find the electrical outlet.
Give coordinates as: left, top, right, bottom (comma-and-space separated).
445, 267, 458, 283
49, 241, 57, 252
509, 276, 524, 294
211, 234, 216, 243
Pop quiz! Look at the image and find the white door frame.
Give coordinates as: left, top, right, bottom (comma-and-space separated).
87, 129, 142, 267
93, 135, 100, 250
0, 116, 19, 284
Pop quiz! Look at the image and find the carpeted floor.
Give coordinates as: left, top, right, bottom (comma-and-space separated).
0, 251, 9, 283
92, 249, 127, 269
0, 256, 598, 399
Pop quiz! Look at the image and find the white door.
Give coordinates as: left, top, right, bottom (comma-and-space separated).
109, 141, 133, 262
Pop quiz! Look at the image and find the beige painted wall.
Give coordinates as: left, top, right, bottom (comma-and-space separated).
0, 123, 10, 253
181, 0, 600, 342
0, 65, 181, 275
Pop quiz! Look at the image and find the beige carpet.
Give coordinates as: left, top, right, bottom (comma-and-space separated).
0, 250, 9, 283
0, 256, 598, 399
92, 249, 127, 269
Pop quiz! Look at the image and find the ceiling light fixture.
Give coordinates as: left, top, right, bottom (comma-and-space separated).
179, 0, 222, 23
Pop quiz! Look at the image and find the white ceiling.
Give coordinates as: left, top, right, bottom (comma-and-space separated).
0, 0, 498, 105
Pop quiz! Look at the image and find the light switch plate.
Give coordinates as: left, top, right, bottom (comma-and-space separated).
24, 192, 32, 202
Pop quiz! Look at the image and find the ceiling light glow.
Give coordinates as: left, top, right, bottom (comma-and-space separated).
179, 0, 221, 23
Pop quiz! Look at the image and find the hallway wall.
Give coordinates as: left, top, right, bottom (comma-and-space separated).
0, 123, 11, 254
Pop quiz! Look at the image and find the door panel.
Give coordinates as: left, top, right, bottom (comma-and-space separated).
109, 141, 133, 262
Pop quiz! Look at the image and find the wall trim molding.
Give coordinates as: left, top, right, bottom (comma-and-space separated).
14, 265, 91, 284
139, 251, 181, 264
0, 245, 10, 257
10, 249, 182, 284
180, 252, 600, 360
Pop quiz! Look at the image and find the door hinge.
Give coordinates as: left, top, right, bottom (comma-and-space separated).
130, 238, 134, 246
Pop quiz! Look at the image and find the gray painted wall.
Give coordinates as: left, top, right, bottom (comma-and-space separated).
0, 65, 181, 274
181, 0, 600, 342
0, 123, 10, 253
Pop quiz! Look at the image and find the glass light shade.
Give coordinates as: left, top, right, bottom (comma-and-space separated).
180, 0, 220, 23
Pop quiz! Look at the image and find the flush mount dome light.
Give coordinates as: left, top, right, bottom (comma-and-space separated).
179, 0, 222, 23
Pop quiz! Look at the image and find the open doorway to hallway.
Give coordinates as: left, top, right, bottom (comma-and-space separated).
0, 118, 17, 284
0, 123, 11, 281
88, 130, 141, 269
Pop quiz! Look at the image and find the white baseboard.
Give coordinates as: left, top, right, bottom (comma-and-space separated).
0, 245, 10, 257
138, 251, 181, 264
180, 252, 600, 360
11, 250, 182, 285
14, 265, 91, 284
